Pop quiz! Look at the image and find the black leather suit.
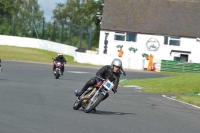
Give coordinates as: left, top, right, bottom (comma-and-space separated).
77, 65, 121, 100
53, 56, 66, 73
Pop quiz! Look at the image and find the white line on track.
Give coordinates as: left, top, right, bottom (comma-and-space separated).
162, 95, 200, 109
67, 71, 90, 74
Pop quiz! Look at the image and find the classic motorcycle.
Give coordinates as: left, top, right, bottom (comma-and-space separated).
73, 70, 126, 113
52, 58, 64, 79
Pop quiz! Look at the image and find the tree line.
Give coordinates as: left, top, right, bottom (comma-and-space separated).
0, 0, 104, 49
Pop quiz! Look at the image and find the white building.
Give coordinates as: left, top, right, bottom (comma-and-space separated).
97, 0, 200, 70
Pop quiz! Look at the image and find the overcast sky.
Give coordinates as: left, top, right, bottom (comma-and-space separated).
38, 0, 66, 21
38, 0, 98, 21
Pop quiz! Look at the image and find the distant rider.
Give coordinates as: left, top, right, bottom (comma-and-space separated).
53, 54, 66, 75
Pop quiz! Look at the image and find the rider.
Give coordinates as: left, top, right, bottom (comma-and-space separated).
53, 53, 67, 75
75, 58, 123, 102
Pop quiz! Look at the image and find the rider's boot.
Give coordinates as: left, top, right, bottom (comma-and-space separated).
75, 90, 84, 97
75, 78, 96, 97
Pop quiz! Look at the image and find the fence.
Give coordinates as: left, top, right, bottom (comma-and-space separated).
161, 60, 200, 73
0, 15, 93, 50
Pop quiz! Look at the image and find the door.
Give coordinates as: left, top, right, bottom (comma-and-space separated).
180, 54, 188, 62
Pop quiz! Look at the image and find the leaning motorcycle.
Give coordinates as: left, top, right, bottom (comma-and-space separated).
52, 59, 63, 79
73, 70, 126, 113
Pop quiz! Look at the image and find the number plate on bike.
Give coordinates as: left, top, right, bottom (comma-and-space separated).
57, 62, 61, 66
103, 79, 114, 91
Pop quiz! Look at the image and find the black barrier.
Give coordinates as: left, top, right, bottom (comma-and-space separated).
75, 48, 86, 53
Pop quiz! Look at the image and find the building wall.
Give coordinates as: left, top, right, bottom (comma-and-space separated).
99, 30, 200, 65
74, 52, 144, 70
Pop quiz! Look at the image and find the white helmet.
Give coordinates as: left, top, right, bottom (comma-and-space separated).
111, 58, 122, 69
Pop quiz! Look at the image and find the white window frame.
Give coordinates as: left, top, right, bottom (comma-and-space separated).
114, 32, 126, 41
114, 32, 137, 42
164, 36, 181, 46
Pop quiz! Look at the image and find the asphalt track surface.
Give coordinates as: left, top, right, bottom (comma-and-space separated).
0, 61, 200, 133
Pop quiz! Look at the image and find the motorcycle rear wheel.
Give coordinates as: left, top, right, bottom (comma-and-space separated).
85, 93, 104, 113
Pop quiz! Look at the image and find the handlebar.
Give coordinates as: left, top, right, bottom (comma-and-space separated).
120, 69, 126, 76
52, 58, 66, 64
96, 76, 105, 81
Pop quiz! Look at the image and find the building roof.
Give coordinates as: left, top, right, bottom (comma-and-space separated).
101, 0, 200, 38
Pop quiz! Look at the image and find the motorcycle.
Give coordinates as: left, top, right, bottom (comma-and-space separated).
73, 70, 126, 113
52, 58, 64, 79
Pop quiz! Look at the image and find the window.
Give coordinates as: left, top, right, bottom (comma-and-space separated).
164, 36, 168, 44
114, 32, 137, 42
164, 36, 180, 46
114, 35, 125, 41
174, 56, 180, 61
126, 33, 137, 42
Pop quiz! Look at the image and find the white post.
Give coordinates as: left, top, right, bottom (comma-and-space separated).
128, 58, 130, 69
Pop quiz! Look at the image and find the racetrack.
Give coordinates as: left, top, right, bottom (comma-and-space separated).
0, 61, 200, 133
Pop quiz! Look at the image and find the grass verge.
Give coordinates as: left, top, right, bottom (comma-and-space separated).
176, 96, 200, 107
120, 72, 200, 107
0, 45, 98, 66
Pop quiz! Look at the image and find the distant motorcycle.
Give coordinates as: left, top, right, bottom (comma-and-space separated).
52, 58, 64, 79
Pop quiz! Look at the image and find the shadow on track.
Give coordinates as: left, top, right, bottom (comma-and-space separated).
90, 110, 136, 115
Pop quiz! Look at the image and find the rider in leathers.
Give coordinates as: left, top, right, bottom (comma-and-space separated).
75, 59, 123, 105
53, 54, 66, 75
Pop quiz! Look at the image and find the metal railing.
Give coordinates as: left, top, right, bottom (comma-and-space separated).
0, 15, 93, 50
161, 60, 200, 73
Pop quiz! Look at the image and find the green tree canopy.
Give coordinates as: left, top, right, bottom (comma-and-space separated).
52, 0, 104, 47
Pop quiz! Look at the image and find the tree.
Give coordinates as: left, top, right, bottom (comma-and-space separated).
52, 0, 104, 48
0, 0, 22, 35
0, 0, 21, 17
0, 0, 44, 37
14, 0, 44, 37
82, 0, 104, 47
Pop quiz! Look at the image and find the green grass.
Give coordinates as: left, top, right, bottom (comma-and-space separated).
120, 72, 200, 107
176, 96, 200, 107
120, 72, 200, 94
0, 45, 98, 66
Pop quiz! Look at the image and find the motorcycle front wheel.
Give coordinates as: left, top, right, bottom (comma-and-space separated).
55, 73, 59, 79
85, 93, 104, 113
73, 99, 81, 110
